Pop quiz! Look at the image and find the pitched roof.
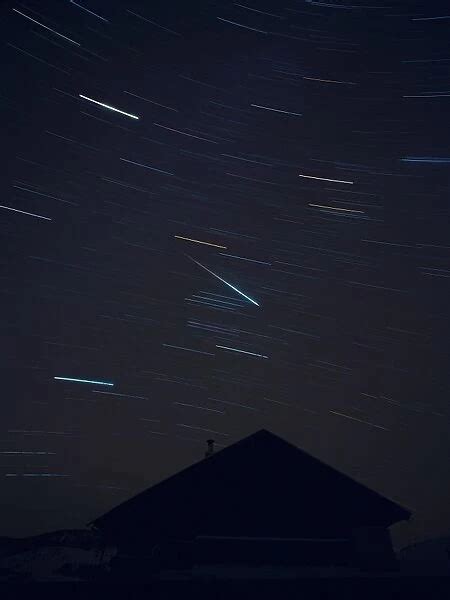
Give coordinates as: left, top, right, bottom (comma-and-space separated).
93, 429, 410, 540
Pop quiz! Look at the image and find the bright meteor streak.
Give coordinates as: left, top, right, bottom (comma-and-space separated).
187, 256, 259, 306
54, 377, 114, 386
79, 95, 139, 119
175, 235, 227, 249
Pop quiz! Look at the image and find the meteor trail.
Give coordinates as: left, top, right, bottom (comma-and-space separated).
187, 256, 260, 306
79, 95, 139, 119
54, 377, 114, 386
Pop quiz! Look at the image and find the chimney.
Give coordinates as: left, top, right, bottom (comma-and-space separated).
205, 439, 215, 459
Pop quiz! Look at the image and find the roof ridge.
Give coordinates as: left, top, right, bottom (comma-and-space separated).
92, 428, 411, 529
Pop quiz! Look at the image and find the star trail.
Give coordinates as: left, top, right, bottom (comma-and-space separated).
1, 0, 450, 548
79, 94, 140, 119
53, 377, 115, 386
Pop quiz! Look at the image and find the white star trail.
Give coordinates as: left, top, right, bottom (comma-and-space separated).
120, 158, 174, 176
93, 391, 149, 400
54, 377, 114, 386
0, 204, 52, 221
250, 104, 302, 116
209, 397, 260, 411
218, 253, 271, 265
79, 95, 139, 119
174, 402, 224, 414
12, 8, 81, 46
176, 423, 230, 436
309, 203, 364, 213
123, 91, 179, 112
216, 16, 267, 34
216, 345, 268, 359
329, 411, 390, 431
303, 77, 356, 85
153, 122, 218, 143
162, 344, 215, 356
299, 174, 354, 184
175, 235, 227, 249
70, 1, 109, 22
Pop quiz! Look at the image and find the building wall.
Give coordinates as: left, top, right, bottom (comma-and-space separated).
352, 527, 398, 571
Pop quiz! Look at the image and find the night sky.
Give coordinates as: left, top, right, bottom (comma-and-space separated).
2, 0, 450, 547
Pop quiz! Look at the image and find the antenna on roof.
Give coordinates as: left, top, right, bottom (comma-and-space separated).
205, 439, 215, 459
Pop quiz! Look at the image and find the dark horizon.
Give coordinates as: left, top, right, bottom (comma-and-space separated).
1, 0, 450, 551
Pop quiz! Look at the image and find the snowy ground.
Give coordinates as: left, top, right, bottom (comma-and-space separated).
0, 532, 116, 582
0, 532, 449, 582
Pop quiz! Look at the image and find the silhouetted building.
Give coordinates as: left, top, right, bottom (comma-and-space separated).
92, 429, 410, 577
